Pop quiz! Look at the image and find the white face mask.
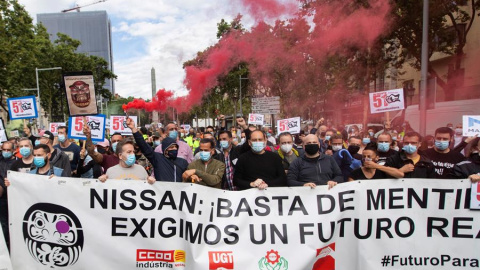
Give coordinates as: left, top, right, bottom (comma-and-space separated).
280, 144, 293, 153
332, 145, 342, 152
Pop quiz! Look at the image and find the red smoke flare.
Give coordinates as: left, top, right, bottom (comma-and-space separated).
123, 0, 391, 115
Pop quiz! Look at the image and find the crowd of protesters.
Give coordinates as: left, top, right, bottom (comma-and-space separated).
0, 115, 479, 248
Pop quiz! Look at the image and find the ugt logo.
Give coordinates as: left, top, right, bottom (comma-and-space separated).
312, 243, 335, 270
259, 250, 288, 270
209, 251, 234, 270
23, 203, 83, 268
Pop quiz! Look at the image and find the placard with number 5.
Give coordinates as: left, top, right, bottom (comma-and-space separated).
109, 115, 137, 135
7, 96, 38, 120
68, 114, 106, 142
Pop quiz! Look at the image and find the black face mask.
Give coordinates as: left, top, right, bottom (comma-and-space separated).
167, 150, 178, 160
135, 154, 142, 159
97, 147, 107, 154
348, 145, 360, 155
305, 144, 320, 155
320, 132, 326, 137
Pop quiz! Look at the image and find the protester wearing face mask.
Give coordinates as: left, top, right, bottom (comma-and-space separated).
217, 130, 240, 190
452, 137, 480, 181
453, 124, 464, 148
348, 142, 403, 181
76, 141, 103, 179
38, 131, 72, 177
277, 132, 304, 173
424, 127, 465, 179
330, 134, 344, 154
333, 136, 362, 182
233, 130, 286, 190
287, 134, 342, 189
98, 140, 155, 184
29, 144, 69, 176
84, 122, 123, 173
376, 133, 397, 166
10, 138, 34, 174
54, 126, 81, 175
154, 122, 194, 163
134, 143, 152, 175
385, 132, 435, 178
359, 132, 373, 155
128, 118, 188, 182
182, 139, 225, 188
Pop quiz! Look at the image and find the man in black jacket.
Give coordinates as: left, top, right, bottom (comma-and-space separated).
127, 118, 188, 182
287, 134, 342, 189
385, 132, 435, 178
233, 130, 286, 190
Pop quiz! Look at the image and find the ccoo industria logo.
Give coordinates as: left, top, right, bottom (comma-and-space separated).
23, 203, 84, 268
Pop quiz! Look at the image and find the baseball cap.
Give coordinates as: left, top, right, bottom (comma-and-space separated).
96, 139, 110, 148
42, 131, 54, 141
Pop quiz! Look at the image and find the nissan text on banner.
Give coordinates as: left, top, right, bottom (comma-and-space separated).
7, 171, 480, 269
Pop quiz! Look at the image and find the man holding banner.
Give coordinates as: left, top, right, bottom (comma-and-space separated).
234, 130, 286, 190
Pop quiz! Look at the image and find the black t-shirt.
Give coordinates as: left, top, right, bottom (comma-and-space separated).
10, 159, 33, 174
378, 149, 397, 166
349, 168, 387, 180
424, 148, 465, 179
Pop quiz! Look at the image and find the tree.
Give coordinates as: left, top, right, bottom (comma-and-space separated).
0, 0, 117, 122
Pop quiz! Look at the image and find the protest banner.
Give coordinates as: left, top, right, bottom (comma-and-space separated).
277, 117, 301, 135
7, 172, 479, 270
463, 115, 480, 136
68, 115, 106, 142
0, 224, 13, 270
369, 88, 405, 114
181, 124, 191, 131
248, 114, 264, 125
63, 72, 98, 116
472, 182, 480, 210
110, 115, 137, 135
49, 122, 66, 136
7, 96, 38, 120
9, 130, 19, 138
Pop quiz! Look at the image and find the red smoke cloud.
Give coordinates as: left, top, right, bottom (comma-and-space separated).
123, 0, 391, 115
122, 89, 174, 112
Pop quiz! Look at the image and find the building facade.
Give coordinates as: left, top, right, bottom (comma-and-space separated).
37, 11, 115, 94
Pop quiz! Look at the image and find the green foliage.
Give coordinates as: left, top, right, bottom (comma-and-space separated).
0, 0, 116, 122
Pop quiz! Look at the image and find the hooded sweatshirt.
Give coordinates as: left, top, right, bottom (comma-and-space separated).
133, 132, 188, 182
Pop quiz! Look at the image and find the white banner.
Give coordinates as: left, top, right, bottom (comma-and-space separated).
7, 96, 38, 120
277, 117, 301, 135
68, 115, 106, 142
252, 97, 280, 114
110, 115, 137, 135
248, 114, 264, 125
369, 89, 405, 114
9, 130, 19, 138
0, 224, 13, 270
7, 172, 480, 270
49, 122, 66, 136
472, 182, 480, 210
463, 115, 480, 136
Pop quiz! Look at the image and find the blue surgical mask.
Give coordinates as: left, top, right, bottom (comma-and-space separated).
124, 154, 136, 167
34, 156, 47, 168
199, 151, 211, 162
403, 144, 417, 154
392, 136, 397, 141
220, 141, 229, 149
369, 132, 374, 137
377, 142, 390, 153
266, 133, 272, 138
251, 141, 265, 153
35, 140, 40, 146
2, 151, 12, 159
112, 142, 118, 153
58, 134, 66, 143
154, 140, 160, 147
20, 147, 31, 157
325, 135, 331, 141
362, 138, 371, 145
169, 130, 178, 140
435, 140, 449, 151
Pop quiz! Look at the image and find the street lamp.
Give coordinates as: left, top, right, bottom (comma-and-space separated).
35, 67, 62, 129
239, 76, 248, 115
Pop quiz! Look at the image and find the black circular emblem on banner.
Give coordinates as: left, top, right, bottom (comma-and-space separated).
22, 203, 84, 268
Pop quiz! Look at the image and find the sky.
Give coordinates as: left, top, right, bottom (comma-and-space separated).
18, 0, 255, 100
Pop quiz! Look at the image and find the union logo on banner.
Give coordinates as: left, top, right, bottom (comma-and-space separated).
312, 243, 335, 270
209, 251, 234, 270
259, 250, 288, 270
